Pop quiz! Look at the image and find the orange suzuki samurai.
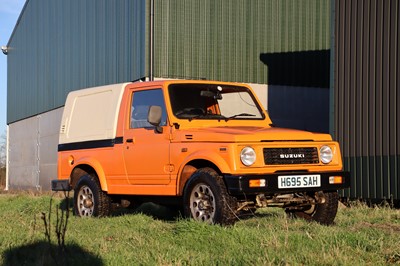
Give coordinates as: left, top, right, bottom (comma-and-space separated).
52, 80, 350, 225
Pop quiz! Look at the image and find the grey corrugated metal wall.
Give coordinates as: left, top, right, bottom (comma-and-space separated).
334, 0, 400, 200
7, 0, 147, 124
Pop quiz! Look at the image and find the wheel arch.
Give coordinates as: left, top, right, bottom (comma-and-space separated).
70, 161, 108, 191
177, 159, 223, 196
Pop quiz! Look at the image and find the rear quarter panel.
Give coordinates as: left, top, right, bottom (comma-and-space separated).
58, 143, 128, 192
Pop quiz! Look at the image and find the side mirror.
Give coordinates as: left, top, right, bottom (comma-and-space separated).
147, 105, 163, 133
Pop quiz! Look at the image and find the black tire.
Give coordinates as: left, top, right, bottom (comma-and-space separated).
286, 191, 339, 225
183, 168, 237, 225
73, 174, 112, 217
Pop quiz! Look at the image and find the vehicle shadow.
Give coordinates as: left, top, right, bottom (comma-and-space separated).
57, 195, 183, 222
113, 202, 183, 221
3, 241, 103, 266
113, 202, 282, 224
59, 195, 282, 224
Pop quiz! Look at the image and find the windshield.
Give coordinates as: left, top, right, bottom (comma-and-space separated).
168, 84, 265, 121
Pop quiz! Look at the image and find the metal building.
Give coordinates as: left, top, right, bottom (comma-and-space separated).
4, 0, 398, 202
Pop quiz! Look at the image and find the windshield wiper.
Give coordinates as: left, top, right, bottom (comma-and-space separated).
188, 113, 255, 122
188, 115, 204, 121
225, 113, 256, 121
189, 114, 226, 121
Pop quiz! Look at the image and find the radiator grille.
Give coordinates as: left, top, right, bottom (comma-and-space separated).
263, 147, 319, 165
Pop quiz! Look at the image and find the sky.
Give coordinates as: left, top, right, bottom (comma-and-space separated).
0, 0, 26, 135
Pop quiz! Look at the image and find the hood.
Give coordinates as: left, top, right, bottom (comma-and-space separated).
173, 126, 333, 142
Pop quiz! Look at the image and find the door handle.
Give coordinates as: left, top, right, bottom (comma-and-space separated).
126, 138, 134, 143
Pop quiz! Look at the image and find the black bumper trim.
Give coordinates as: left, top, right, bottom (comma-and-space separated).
224, 171, 350, 196
51, 180, 72, 191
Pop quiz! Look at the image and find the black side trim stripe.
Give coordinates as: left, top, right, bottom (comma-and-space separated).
58, 137, 124, 152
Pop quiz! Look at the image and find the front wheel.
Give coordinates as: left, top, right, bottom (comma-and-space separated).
73, 174, 112, 217
286, 191, 339, 225
183, 168, 237, 225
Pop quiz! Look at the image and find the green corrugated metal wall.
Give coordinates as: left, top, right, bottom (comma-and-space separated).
334, 0, 400, 201
153, 0, 331, 83
7, 0, 147, 124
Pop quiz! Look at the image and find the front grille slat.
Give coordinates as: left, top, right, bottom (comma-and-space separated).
263, 147, 319, 165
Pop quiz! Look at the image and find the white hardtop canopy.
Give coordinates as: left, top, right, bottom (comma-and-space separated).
59, 83, 130, 144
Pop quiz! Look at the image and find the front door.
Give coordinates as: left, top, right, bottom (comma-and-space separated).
123, 88, 170, 185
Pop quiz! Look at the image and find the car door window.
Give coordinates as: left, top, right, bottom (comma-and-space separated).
130, 89, 167, 128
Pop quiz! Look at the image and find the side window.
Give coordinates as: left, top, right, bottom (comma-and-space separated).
130, 89, 167, 129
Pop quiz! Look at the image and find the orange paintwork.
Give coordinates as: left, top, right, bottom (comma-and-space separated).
57, 80, 345, 196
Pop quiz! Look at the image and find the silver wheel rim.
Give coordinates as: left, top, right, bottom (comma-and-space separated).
189, 183, 216, 223
77, 185, 95, 217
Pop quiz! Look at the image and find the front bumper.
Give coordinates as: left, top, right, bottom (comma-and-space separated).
224, 171, 350, 196
51, 179, 72, 191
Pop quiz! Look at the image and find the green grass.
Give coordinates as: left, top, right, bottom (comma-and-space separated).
0, 193, 399, 265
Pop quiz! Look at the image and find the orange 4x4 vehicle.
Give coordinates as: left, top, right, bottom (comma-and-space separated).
52, 80, 350, 225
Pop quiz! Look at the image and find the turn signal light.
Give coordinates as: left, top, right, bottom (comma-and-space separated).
249, 179, 266, 188
329, 176, 343, 184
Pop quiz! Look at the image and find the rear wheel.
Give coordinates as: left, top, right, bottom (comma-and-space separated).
286, 191, 339, 225
73, 174, 111, 217
183, 168, 237, 225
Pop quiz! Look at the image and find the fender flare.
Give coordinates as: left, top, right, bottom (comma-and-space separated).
72, 157, 108, 191
176, 150, 232, 195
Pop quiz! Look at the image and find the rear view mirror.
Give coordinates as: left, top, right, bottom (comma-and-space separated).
200, 90, 222, 100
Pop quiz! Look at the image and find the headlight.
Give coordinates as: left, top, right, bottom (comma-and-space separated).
320, 146, 333, 164
240, 147, 256, 166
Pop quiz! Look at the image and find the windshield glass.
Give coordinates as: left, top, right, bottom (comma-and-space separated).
168, 84, 265, 121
